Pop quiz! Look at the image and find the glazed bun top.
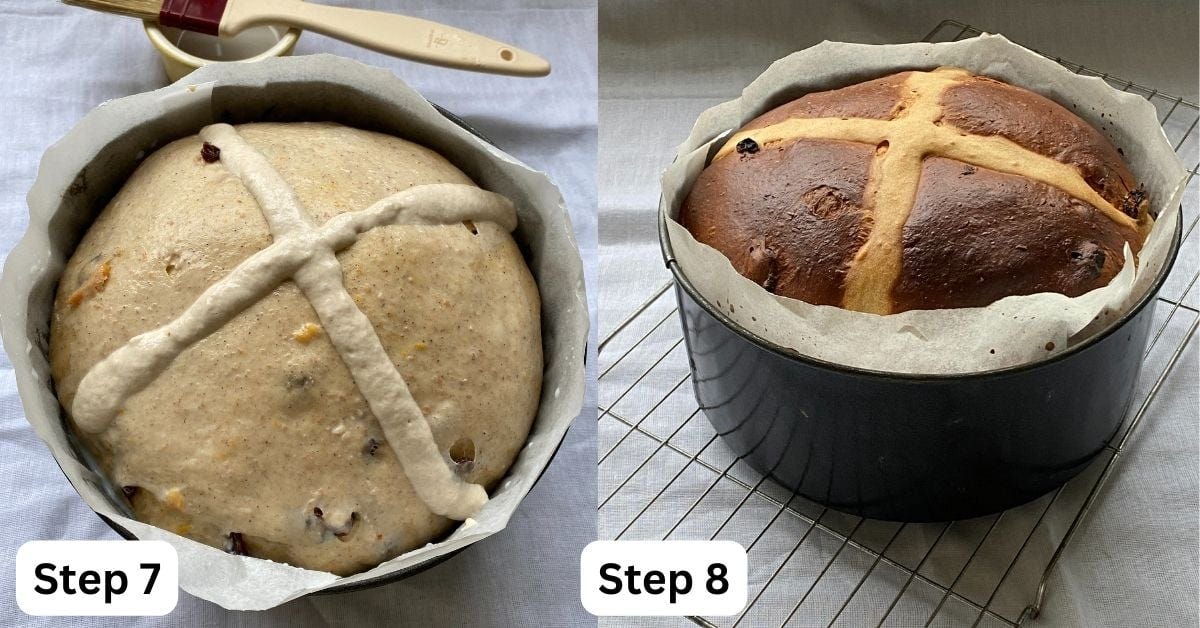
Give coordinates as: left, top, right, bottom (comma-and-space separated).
680, 67, 1149, 314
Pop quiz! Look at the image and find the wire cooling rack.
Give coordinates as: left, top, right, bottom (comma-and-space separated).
598, 20, 1199, 627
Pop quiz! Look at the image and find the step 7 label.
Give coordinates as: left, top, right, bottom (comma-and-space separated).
15, 540, 178, 616
581, 540, 747, 616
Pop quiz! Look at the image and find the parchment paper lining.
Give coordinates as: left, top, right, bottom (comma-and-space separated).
0, 55, 587, 610
662, 34, 1186, 375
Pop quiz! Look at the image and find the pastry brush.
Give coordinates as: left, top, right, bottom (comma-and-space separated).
62, 0, 551, 77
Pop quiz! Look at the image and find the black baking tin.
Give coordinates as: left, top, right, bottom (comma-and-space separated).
82, 104, 572, 593
660, 209, 1183, 522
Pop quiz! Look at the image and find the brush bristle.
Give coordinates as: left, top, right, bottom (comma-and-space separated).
62, 0, 162, 20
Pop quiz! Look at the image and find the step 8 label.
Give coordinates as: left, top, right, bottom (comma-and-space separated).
581, 540, 747, 616
15, 540, 178, 616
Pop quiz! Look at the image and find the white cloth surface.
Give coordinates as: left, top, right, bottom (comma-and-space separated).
0, 1, 596, 626
598, 2, 1198, 627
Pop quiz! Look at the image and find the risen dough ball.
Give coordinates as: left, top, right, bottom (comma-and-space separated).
50, 122, 542, 575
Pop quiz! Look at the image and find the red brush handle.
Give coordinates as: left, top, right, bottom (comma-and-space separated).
159, 0, 228, 36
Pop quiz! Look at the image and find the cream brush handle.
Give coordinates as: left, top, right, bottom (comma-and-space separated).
220, 0, 551, 77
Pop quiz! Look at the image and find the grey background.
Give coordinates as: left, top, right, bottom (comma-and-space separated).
0, 1, 596, 626
599, 1, 1197, 627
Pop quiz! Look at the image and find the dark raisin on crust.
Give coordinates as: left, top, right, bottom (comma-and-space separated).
363, 437, 381, 456
1120, 184, 1146, 218
200, 142, 221, 163
735, 138, 760, 154
121, 485, 139, 500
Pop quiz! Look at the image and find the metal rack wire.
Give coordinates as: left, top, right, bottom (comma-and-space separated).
598, 20, 1199, 627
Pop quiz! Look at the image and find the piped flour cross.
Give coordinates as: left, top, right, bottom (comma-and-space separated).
71, 123, 517, 519
714, 68, 1143, 314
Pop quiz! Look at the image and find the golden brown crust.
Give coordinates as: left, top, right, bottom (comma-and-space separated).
939, 76, 1144, 213
893, 157, 1141, 311
680, 138, 873, 306
681, 68, 1147, 313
